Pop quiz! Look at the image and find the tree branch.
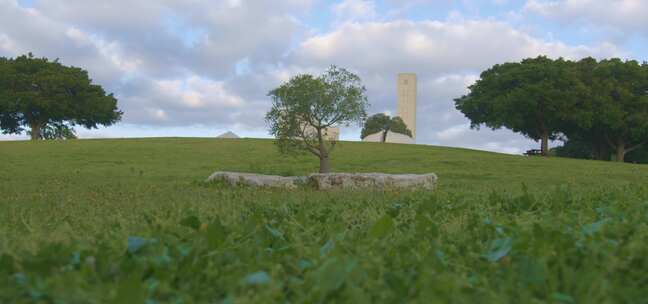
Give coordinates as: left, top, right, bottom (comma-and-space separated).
323, 113, 344, 128
626, 142, 645, 153
297, 122, 320, 156
306, 145, 321, 156
604, 134, 616, 149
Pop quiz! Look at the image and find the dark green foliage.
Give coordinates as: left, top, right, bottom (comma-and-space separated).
266, 66, 368, 173
26, 122, 77, 140
360, 113, 412, 141
560, 57, 613, 161
626, 146, 648, 164
0, 53, 122, 140
586, 59, 648, 161
455, 56, 586, 156
553, 58, 648, 162
456, 56, 648, 162
2, 183, 648, 302
555, 138, 648, 164
2, 138, 648, 302
552, 139, 595, 160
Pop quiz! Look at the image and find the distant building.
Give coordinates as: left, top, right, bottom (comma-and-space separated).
363, 73, 417, 144
323, 127, 340, 141
216, 131, 240, 139
363, 131, 414, 144
302, 123, 340, 141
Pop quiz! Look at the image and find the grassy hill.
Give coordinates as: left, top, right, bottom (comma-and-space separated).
1, 138, 647, 302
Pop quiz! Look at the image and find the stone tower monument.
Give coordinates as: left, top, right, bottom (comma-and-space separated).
397, 73, 417, 140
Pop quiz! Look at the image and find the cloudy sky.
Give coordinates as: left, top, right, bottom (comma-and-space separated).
1, 0, 646, 154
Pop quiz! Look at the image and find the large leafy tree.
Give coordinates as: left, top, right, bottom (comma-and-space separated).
266, 66, 368, 173
0, 53, 122, 140
454, 56, 587, 156
588, 59, 648, 162
561, 57, 611, 160
360, 113, 412, 142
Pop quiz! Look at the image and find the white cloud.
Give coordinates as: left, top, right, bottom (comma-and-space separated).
149, 109, 168, 122
114, 75, 254, 128
0, 33, 16, 52
21, 0, 312, 78
525, 0, 648, 35
154, 77, 245, 109
0, 0, 138, 87
333, 0, 377, 21
0, 0, 632, 154
65, 27, 142, 74
0, 0, 310, 130
436, 123, 470, 141
294, 20, 621, 76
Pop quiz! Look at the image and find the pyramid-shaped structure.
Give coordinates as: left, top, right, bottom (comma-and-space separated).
216, 131, 240, 139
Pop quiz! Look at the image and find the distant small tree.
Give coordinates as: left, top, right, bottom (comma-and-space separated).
360, 113, 412, 142
266, 66, 368, 173
0, 53, 122, 140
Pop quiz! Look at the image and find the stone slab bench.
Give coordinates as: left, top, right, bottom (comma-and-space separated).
206, 171, 437, 190
206, 172, 304, 189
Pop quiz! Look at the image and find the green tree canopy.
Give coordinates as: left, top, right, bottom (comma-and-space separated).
360, 113, 412, 142
0, 53, 122, 140
266, 66, 368, 173
454, 56, 587, 156
588, 59, 648, 162
559, 57, 611, 160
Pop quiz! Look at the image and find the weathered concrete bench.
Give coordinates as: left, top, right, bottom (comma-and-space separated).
206, 172, 437, 190
206, 172, 305, 189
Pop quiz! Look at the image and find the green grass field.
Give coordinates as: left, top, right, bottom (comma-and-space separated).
1, 138, 648, 303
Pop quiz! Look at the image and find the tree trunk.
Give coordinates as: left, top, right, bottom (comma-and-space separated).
316, 127, 331, 173
541, 131, 549, 156
591, 145, 600, 160
381, 130, 388, 143
319, 155, 331, 173
593, 142, 609, 161
599, 144, 610, 161
615, 142, 626, 162
30, 122, 42, 141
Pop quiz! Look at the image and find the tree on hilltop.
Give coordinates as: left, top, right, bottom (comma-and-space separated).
560, 57, 611, 160
587, 59, 648, 162
454, 56, 588, 156
266, 66, 368, 173
360, 113, 412, 142
0, 53, 122, 140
